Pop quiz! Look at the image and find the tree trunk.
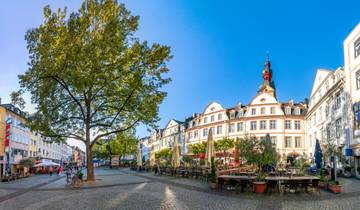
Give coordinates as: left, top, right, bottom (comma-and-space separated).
86, 140, 95, 181
85, 119, 95, 181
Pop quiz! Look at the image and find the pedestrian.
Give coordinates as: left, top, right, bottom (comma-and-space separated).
49, 166, 54, 176
57, 165, 63, 176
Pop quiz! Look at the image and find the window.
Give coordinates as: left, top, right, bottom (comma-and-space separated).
295, 137, 301, 148
229, 123, 235, 133
251, 108, 256, 115
294, 120, 301, 130
270, 107, 275, 114
261, 107, 266, 115
217, 125, 223, 134
237, 122, 243, 132
250, 121, 257, 130
354, 102, 360, 129
326, 126, 331, 140
194, 130, 198, 138
334, 94, 341, 110
204, 117, 208, 124
260, 120, 266, 130
294, 108, 301, 115
356, 70, 360, 90
285, 120, 291, 129
210, 127, 215, 135
319, 107, 323, 121
188, 132, 192, 139
285, 137, 292, 148
218, 113, 222, 120
285, 107, 291, 115
238, 110, 244, 117
335, 118, 342, 138
210, 115, 215, 122
325, 103, 330, 117
203, 128, 208, 137
270, 120, 276, 129
355, 37, 360, 58
270, 136, 276, 145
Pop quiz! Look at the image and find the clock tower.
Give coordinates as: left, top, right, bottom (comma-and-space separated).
258, 54, 276, 98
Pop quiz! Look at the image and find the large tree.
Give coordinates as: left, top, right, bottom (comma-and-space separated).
215, 137, 234, 167
19, 0, 171, 180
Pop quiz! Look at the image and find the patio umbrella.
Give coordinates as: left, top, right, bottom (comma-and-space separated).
205, 128, 215, 167
137, 147, 142, 167
172, 139, 180, 168
33, 162, 60, 167
314, 139, 323, 169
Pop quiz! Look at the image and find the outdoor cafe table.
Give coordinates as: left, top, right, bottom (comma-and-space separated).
265, 176, 320, 193
217, 175, 257, 191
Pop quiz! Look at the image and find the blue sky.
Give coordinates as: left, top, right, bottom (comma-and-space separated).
1, 0, 360, 142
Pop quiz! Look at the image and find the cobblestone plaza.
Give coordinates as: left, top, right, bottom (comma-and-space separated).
1, 168, 360, 210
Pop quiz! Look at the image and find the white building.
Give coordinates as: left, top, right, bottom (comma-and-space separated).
306, 68, 352, 162
185, 58, 308, 163
344, 22, 360, 177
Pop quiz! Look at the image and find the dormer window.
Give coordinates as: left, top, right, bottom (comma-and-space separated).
238, 110, 244, 117
285, 107, 291, 115
294, 108, 301, 115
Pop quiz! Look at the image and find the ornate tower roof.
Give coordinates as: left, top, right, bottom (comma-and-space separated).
258, 53, 276, 98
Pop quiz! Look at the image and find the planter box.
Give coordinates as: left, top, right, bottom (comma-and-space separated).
209, 182, 217, 189
254, 181, 266, 194
328, 184, 342, 194
318, 182, 327, 189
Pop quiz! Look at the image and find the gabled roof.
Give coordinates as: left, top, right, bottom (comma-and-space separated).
202, 102, 225, 114
310, 69, 333, 97
163, 119, 183, 130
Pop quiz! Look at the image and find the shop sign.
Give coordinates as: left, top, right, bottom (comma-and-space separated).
345, 148, 353, 156
5, 123, 10, 147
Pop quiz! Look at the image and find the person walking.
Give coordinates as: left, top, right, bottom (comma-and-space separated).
57, 166, 62, 176
49, 166, 54, 176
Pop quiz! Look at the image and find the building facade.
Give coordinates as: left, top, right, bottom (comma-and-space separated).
306, 68, 352, 158
147, 120, 186, 165
0, 103, 73, 178
185, 59, 308, 163
0, 104, 31, 177
344, 22, 360, 177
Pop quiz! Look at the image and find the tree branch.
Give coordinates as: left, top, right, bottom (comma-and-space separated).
91, 119, 140, 147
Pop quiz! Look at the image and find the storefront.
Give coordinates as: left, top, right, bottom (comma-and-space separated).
352, 147, 360, 178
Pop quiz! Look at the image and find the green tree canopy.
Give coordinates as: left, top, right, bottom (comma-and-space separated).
19, 0, 171, 180
238, 135, 277, 180
92, 130, 138, 161
189, 142, 206, 156
215, 137, 234, 167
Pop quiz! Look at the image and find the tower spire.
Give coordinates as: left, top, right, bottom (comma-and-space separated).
258, 52, 276, 98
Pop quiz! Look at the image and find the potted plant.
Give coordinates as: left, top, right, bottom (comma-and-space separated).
328, 180, 342, 194
318, 169, 327, 189
253, 173, 267, 194
209, 157, 218, 189
238, 134, 277, 194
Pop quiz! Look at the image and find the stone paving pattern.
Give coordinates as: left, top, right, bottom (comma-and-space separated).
0, 168, 360, 210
